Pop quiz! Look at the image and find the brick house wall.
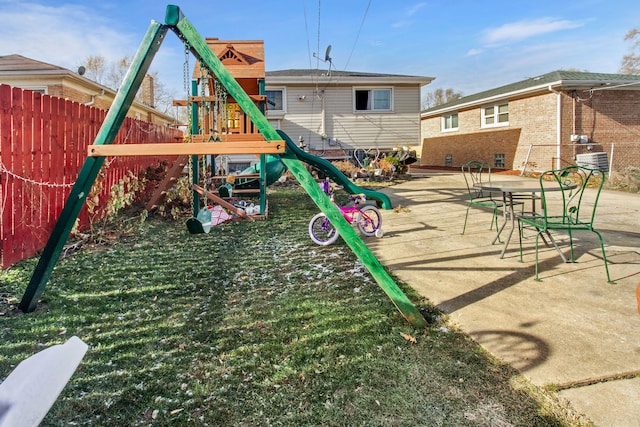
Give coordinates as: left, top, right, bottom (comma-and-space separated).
420, 127, 522, 169
47, 83, 168, 126
574, 89, 640, 171
421, 89, 640, 172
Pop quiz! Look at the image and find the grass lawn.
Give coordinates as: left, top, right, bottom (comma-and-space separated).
0, 183, 593, 426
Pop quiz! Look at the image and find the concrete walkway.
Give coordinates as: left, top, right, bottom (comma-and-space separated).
368, 170, 640, 427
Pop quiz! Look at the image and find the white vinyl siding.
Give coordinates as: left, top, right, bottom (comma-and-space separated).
271, 85, 420, 150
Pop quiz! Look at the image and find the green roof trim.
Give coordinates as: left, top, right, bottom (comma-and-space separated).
422, 70, 640, 115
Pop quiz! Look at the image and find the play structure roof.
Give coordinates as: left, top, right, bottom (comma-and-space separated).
193, 38, 264, 80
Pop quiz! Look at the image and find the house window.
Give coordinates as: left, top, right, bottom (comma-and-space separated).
445, 154, 452, 167
22, 87, 47, 95
482, 103, 509, 127
494, 153, 505, 169
442, 113, 458, 131
265, 89, 285, 112
354, 88, 392, 111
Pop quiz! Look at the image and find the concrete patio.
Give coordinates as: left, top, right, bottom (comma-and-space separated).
369, 169, 640, 427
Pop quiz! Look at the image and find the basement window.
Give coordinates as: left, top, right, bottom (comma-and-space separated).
494, 153, 505, 169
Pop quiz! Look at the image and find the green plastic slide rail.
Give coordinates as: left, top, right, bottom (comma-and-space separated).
283, 138, 393, 209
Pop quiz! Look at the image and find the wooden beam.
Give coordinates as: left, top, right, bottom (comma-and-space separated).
190, 133, 267, 142
192, 184, 253, 221
172, 95, 265, 106
87, 141, 285, 157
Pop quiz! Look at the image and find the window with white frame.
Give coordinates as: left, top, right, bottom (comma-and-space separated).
354, 88, 392, 111
442, 113, 458, 131
265, 88, 285, 112
482, 103, 509, 127
21, 86, 47, 95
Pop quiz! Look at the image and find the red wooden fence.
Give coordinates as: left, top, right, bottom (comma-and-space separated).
0, 84, 182, 268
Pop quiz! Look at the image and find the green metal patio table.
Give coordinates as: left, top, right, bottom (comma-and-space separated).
475, 179, 576, 259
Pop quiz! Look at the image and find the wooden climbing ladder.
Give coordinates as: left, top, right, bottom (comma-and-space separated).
145, 154, 189, 212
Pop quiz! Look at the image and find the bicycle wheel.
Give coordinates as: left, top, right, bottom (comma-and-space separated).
356, 205, 382, 236
308, 213, 340, 245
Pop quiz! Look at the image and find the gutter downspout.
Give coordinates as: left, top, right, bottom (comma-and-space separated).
84, 89, 105, 106
318, 90, 327, 151
548, 85, 562, 169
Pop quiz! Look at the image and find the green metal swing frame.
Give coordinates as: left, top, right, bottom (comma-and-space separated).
19, 5, 427, 328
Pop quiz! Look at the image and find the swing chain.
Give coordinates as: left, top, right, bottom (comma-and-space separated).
183, 41, 191, 104
214, 78, 228, 134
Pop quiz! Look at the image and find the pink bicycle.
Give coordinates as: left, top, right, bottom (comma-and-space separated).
308, 181, 383, 246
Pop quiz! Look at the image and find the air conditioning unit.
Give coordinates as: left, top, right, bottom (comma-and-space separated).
576, 152, 608, 172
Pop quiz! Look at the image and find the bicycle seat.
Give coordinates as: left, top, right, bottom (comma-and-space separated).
350, 193, 366, 203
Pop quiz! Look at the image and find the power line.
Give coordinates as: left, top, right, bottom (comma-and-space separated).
303, 1, 313, 70
343, 0, 372, 72
316, 0, 322, 71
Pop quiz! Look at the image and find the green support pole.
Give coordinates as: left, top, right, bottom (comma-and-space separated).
20, 5, 425, 327
258, 79, 267, 214
278, 132, 427, 328
19, 21, 169, 312
259, 154, 266, 214
190, 79, 200, 216
166, 5, 426, 328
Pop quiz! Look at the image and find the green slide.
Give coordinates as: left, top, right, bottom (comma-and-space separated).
234, 155, 286, 189
277, 131, 392, 209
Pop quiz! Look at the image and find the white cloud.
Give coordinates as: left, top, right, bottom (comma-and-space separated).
407, 2, 428, 17
0, 2, 137, 71
391, 20, 411, 29
483, 17, 584, 45
391, 2, 428, 29
0, 1, 191, 95
466, 48, 483, 57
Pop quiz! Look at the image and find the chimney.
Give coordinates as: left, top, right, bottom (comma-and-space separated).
140, 74, 155, 108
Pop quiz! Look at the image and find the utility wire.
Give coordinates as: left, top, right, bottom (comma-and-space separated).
342, 0, 372, 72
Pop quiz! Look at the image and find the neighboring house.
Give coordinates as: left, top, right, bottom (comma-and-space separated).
265, 69, 433, 159
420, 70, 640, 173
0, 54, 176, 126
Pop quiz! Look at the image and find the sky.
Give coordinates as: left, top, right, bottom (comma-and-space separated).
1, 0, 639, 101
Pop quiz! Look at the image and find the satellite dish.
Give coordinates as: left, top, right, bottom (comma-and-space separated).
77, 66, 86, 76
313, 44, 333, 76
324, 45, 332, 62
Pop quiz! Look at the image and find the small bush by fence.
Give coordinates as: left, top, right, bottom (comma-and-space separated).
0, 84, 182, 268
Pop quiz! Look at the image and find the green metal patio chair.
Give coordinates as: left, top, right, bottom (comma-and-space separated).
517, 165, 614, 283
461, 160, 504, 235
